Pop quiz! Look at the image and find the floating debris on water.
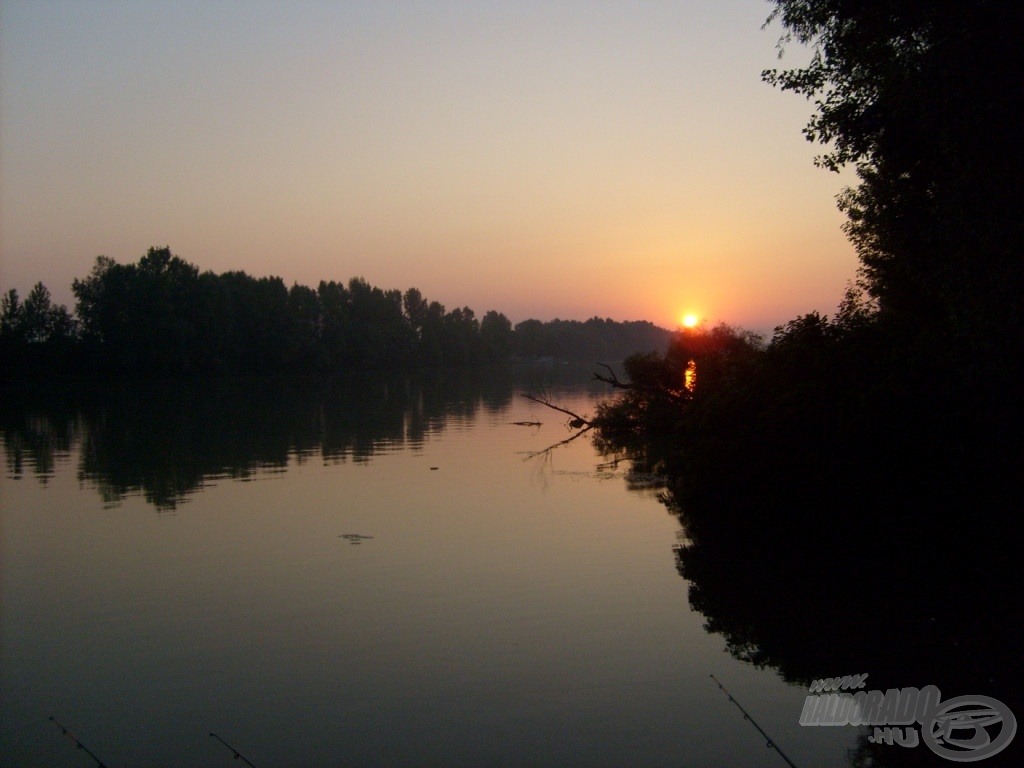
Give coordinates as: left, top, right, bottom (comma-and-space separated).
339, 533, 374, 544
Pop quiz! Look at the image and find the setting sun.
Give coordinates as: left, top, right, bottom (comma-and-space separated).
681, 313, 699, 328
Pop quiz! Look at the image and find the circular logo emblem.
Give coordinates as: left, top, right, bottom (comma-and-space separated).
922, 695, 1016, 762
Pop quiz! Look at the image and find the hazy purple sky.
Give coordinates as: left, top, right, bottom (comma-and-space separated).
1, 0, 857, 332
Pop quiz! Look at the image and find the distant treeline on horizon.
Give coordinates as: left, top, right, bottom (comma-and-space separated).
0, 247, 674, 380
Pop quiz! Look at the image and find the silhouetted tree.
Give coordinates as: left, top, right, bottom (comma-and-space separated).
1, 289, 26, 344
14, 284, 72, 343
440, 306, 480, 366
317, 280, 351, 369
763, 1, 1023, 366
419, 300, 447, 365
346, 277, 414, 368
1, 283, 79, 379
286, 282, 322, 368
71, 247, 201, 374
480, 310, 512, 361
402, 288, 428, 338
512, 319, 546, 359
6, 280, 69, 336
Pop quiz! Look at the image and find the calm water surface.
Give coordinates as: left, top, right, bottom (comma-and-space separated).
1, 371, 858, 767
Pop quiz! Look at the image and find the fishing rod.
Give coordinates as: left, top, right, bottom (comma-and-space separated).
49, 716, 108, 768
709, 674, 800, 768
210, 732, 259, 767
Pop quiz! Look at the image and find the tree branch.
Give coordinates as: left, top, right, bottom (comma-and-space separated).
592, 363, 688, 403
593, 363, 631, 390
522, 424, 594, 461
520, 393, 591, 428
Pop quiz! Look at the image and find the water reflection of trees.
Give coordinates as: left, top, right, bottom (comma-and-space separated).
0, 406, 79, 482
608, 449, 1021, 767
0, 371, 515, 510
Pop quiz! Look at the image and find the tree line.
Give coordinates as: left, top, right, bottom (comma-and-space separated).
0, 248, 673, 380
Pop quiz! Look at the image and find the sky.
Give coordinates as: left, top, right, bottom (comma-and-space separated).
0, 0, 858, 334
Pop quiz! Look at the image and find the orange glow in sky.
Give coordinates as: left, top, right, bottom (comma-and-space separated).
0, 1, 857, 335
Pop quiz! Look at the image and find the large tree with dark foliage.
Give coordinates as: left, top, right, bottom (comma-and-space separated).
589, 7, 1023, 729
763, 0, 1023, 365
597, 0, 1022, 518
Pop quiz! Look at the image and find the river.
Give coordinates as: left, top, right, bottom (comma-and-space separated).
2, 368, 861, 766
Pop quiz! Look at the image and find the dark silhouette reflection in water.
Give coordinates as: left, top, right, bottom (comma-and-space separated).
606, 443, 1022, 766
0, 370, 532, 510
1, 366, 608, 511
5, 368, 1017, 765
8, 367, 757, 768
